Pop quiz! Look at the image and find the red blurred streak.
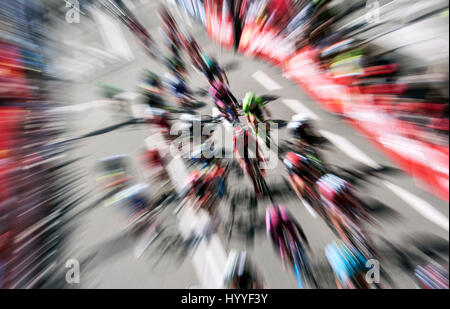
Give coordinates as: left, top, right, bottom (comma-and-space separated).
101, 176, 135, 190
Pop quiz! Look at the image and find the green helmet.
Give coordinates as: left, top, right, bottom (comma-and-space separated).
243, 92, 257, 115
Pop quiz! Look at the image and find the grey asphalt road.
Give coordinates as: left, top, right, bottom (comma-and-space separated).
52, 0, 448, 289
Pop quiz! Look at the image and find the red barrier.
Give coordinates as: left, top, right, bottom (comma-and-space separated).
239, 23, 295, 67
0, 41, 30, 100
283, 47, 350, 114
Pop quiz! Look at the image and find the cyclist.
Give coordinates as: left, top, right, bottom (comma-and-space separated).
266, 205, 311, 274
243, 92, 272, 142
317, 174, 377, 257
317, 174, 372, 226
179, 114, 216, 144
165, 55, 187, 78
210, 81, 239, 107
143, 70, 162, 89
95, 155, 134, 193
209, 81, 239, 125
158, 6, 182, 57
233, 126, 266, 195
287, 114, 320, 147
325, 241, 370, 289
283, 152, 324, 215
166, 74, 194, 107
140, 71, 166, 108
141, 148, 167, 182
202, 53, 229, 85
105, 0, 157, 58
223, 251, 265, 289
181, 161, 226, 221
111, 183, 154, 231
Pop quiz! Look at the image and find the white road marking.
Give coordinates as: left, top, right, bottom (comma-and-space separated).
132, 98, 228, 288
90, 8, 134, 61
383, 181, 449, 232
54, 100, 117, 113
114, 91, 142, 102
282, 99, 320, 120
320, 130, 380, 168
252, 70, 282, 91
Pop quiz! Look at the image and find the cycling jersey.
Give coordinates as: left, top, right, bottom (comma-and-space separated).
317, 174, 351, 204
288, 120, 312, 141
210, 82, 238, 119
325, 241, 368, 285
266, 205, 307, 250
235, 127, 262, 159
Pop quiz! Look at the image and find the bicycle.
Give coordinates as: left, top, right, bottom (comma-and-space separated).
246, 158, 270, 199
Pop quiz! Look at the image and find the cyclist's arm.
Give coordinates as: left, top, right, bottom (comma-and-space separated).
257, 97, 271, 118
264, 106, 272, 118
245, 114, 252, 125
244, 108, 252, 124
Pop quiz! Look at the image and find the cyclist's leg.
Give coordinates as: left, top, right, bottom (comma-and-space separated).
247, 160, 260, 195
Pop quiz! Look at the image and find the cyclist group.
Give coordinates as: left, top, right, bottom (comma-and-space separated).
97, 2, 390, 289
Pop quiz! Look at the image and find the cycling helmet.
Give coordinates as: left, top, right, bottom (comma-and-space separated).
291, 113, 310, 123
317, 174, 350, 202
287, 121, 303, 131
243, 92, 256, 114
325, 241, 368, 285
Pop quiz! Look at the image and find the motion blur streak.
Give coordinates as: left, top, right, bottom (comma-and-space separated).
0, 0, 448, 289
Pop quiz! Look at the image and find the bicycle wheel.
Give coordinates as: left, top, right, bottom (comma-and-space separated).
293, 240, 318, 289
283, 232, 304, 289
